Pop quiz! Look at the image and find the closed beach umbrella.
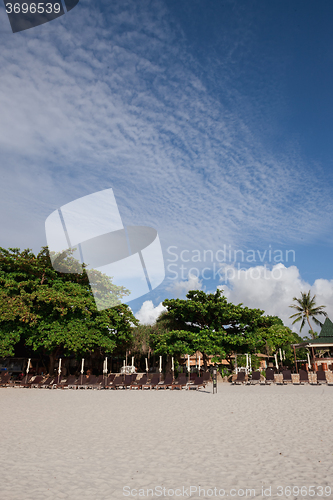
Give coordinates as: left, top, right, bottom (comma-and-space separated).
145, 357, 148, 373
80, 358, 84, 384
159, 356, 162, 373
25, 358, 31, 383
187, 354, 190, 373
171, 356, 174, 372
246, 353, 249, 372
307, 351, 311, 369
103, 357, 107, 387
274, 353, 279, 370
279, 348, 283, 361
198, 355, 201, 373
131, 356, 134, 373
58, 358, 62, 384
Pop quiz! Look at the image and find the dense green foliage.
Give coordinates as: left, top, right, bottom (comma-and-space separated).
149, 290, 302, 369
0, 247, 137, 369
1, 245, 311, 373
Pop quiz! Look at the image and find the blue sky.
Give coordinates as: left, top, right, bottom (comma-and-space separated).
1, 0, 333, 330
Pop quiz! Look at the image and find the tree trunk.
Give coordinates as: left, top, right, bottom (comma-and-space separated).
165, 355, 172, 374
48, 351, 56, 375
306, 314, 315, 338
226, 355, 234, 371
203, 352, 208, 372
48, 348, 60, 375
175, 354, 182, 374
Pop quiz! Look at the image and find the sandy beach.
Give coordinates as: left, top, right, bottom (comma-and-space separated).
1, 384, 332, 500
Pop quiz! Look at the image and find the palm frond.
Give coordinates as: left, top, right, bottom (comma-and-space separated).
289, 291, 327, 333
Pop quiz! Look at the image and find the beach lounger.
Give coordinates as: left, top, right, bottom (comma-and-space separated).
85, 375, 98, 389
250, 371, 261, 384
108, 375, 124, 389
156, 373, 173, 390
38, 375, 58, 389
265, 368, 275, 384
39, 376, 55, 388
50, 376, 61, 389
0, 373, 11, 386
80, 375, 103, 390
63, 375, 79, 389
76, 375, 87, 388
282, 370, 292, 384
92, 375, 104, 389
126, 375, 137, 388
299, 370, 309, 384
171, 374, 187, 390
102, 374, 111, 388
316, 371, 327, 384
115, 375, 129, 389
130, 374, 147, 390
30, 376, 44, 388
121, 375, 134, 389
122, 374, 137, 389
104, 374, 116, 389
233, 371, 246, 385
60, 376, 79, 389
142, 373, 160, 390
75, 375, 95, 389
15, 375, 34, 388
50, 376, 61, 388
187, 376, 205, 390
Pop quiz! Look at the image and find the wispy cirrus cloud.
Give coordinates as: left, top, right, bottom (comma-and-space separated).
0, 0, 332, 269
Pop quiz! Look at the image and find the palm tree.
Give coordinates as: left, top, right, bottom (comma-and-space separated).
289, 291, 327, 338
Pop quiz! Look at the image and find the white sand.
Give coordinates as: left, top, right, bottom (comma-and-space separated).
1, 384, 332, 500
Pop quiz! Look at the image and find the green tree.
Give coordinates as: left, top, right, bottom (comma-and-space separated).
289, 291, 327, 338
152, 289, 268, 370
250, 316, 303, 366
0, 247, 136, 372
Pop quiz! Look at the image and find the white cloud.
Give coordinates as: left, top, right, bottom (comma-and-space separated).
166, 273, 203, 298
219, 263, 333, 334
135, 300, 166, 325
0, 0, 332, 258
134, 264, 333, 333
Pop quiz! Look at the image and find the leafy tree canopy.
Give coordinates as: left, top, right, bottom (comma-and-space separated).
250, 316, 302, 356
150, 289, 282, 367
0, 247, 137, 366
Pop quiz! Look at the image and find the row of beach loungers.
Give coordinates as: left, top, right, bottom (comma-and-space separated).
233, 368, 333, 385
0, 372, 210, 390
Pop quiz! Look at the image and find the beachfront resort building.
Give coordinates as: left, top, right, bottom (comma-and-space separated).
293, 317, 333, 371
